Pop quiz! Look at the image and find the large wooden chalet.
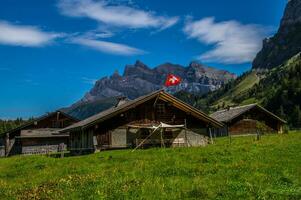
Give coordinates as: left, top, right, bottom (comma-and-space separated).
0, 111, 79, 156
210, 104, 286, 136
60, 90, 223, 154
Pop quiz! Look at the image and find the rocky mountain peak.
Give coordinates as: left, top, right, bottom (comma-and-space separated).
77, 61, 236, 104
123, 60, 153, 77
134, 60, 148, 68
188, 61, 204, 68
252, 0, 301, 69
281, 0, 301, 27
111, 70, 121, 79
154, 63, 185, 76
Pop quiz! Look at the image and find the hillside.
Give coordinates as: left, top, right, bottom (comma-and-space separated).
0, 133, 300, 199
201, 54, 301, 127
245, 54, 301, 127
173, 71, 262, 113
209, 71, 262, 109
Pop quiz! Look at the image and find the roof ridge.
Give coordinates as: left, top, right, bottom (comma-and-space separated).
60, 89, 223, 132
210, 103, 286, 123
60, 90, 165, 132
214, 104, 257, 113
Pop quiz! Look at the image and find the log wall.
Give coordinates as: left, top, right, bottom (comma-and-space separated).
229, 119, 277, 135
69, 98, 211, 152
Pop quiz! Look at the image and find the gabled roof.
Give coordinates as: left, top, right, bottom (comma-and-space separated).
1, 111, 79, 136
210, 104, 286, 123
60, 90, 223, 132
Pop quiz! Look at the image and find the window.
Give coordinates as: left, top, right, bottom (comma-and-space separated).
156, 103, 166, 115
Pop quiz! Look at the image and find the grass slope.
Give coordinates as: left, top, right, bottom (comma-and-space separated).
0, 133, 301, 199
213, 71, 260, 108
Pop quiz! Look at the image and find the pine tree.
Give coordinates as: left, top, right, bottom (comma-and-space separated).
291, 105, 301, 128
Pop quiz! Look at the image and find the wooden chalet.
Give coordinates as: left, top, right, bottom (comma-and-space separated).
210, 104, 286, 136
60, 90, 223, 154
0, 111, 79, 157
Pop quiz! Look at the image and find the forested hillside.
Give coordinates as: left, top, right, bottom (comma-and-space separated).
198, 54, 301, 128
247, 54, 301, 127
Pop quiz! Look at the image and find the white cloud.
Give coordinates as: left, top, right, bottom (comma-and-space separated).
81, 77, 97, 84
0, 21, 62, 47
82, 29, 115, 39
58, 0, 179, 30
71, 37, 146, 56
183, 17, 272, 64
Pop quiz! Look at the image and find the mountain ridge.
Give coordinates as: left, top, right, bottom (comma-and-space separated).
78, 60, 236, 103
65, 61, 236, 119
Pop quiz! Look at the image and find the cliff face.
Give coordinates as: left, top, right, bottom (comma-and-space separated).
281, 0, 301, 27
253, 0, 301, 69
79, 61, 236, 103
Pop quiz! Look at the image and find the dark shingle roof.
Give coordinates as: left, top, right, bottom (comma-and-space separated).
210, 104, 286, 123
1, 111, 79, 136
60, 90, 224, 132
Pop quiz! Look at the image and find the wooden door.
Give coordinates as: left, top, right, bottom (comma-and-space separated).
98, 132, 111, 148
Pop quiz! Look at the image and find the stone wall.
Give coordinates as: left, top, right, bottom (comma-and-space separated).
111, 128, 127, 148
21, 144, 67, 155
176, 129, 209, 147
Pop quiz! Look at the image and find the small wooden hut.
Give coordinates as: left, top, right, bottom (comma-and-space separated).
1, 111, 79, 156
60, 90, 223, 155
210, 104, 286, 136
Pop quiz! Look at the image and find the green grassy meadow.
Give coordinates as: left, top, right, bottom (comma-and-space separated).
0, 133, 301, 199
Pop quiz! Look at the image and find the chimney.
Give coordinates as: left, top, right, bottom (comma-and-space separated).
115, 96, 129, 107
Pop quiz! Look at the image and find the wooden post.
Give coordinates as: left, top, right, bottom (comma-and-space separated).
256, 130, 261, 141
228, 127, 232, 144
5, 133, 9, 157
160, 128, 165, 148
184, 119, 188, 147
209, 127, 214, 144
160, 128, 163, 147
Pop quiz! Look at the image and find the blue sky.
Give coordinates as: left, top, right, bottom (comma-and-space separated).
0, 0, 287, 119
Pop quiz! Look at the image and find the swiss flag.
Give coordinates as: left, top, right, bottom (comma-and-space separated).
165, 74, 181, 87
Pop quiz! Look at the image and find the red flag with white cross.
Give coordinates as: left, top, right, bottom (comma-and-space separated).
164, 74, 181, 87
